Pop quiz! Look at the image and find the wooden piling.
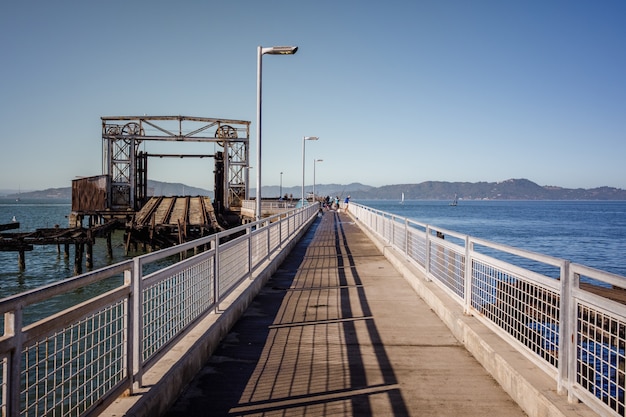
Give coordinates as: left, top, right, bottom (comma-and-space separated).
18, 250, 25, 270
106, 232, 113, 258
86, 242, 93, 269
74, 243, 83, 275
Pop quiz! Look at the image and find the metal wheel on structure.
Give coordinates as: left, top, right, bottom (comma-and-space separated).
106, 125, 121, 135
121, 122, 144, 137
215, 125, 237, 146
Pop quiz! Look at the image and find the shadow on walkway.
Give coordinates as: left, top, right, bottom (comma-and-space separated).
165, 210, 525, 416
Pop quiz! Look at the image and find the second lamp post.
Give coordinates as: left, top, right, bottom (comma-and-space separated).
301, 136, 319, 205
313, 159, 323, 200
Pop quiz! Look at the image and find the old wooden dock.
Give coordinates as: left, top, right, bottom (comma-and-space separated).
0, 219, 120, 272
124, 195, 223, 253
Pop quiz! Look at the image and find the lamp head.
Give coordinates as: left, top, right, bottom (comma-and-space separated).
262, 46, 298, 55
304, 136, 319, 141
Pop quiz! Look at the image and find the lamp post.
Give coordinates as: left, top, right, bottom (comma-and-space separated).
301, 136, 319, 205
256, 45, 298, 221
313, 159, 323, 200
280, 171, 283, 199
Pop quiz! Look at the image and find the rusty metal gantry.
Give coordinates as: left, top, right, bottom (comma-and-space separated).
101, 115, 250, 212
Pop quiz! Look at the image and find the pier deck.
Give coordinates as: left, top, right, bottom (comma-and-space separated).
163, 210, 526, 416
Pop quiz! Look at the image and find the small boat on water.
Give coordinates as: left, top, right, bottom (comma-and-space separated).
449, 193, 458, 206
400, 192, 405, 204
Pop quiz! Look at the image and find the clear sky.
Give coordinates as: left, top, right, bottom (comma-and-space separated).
1, 0, 625, 193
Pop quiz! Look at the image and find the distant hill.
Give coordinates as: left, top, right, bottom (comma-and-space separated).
345, 178, 626, 201
2, 180, 213, 201
3, 178, 625, 201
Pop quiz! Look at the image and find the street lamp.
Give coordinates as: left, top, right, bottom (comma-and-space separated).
301, 136, 319, 205
256, 45, 298, 221
280, 171, 283, 199
313, 159, 323, 200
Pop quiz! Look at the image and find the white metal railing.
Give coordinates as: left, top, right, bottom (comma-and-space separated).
350, 202, 626, 417
0, 203, 319, 417
241, 199, 297, 211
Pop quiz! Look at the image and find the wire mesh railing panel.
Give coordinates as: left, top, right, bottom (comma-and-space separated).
384, 217, 394, 242
1, 354, 6, 416
350, 202, 626, 414
21, 300, 127, 417
269, 222, 281, 254
251, 230, 268, 267
0, 205, 318, 416
407, 228, 427, 268
218, 241, 250, 298
576, 302, 626, 415
428, 240, 465, 299
142, 256, 215, 362
288, 215, 296, 239
472, 259, 560, 368
391, 220, 406, 253
281, 217, 290, 242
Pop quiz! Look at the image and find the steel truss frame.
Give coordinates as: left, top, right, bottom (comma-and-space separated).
101, 116, 250, 211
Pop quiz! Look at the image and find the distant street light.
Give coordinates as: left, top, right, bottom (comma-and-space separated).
313, 159, 323, 200
301, 136, 319, 205
280, 171, 283, 199
256, 45, 298, 220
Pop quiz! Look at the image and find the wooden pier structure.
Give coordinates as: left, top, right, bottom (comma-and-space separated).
123, 195, 223, 253
0, 115, 252, 275
0, 219, 120, 273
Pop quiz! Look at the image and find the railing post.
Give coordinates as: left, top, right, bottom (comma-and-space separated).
560, 260, 575, 399
279, 214, 283, 249
214, 233, 221, 303
265, 220, 271, 261
425, 226, 432, 281
247, 225, 253, 277
463, 236, 472, 314
404, 218, 409, 258
130, 258, 143, 390
6, 309, 22, 417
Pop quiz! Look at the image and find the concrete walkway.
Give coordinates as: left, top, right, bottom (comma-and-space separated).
165, 210, 527, 416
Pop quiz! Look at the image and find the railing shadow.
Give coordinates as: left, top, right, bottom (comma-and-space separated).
165, 210, 409, 416
165, 216, 323, 416
334, 212, 409, 416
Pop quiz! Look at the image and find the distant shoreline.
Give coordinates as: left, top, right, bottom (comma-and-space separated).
2, 178, 625, 201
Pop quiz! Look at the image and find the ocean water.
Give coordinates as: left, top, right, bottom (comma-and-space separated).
356, 199, 626, 278
0, 198, 129, 301
1, 198, 625, 302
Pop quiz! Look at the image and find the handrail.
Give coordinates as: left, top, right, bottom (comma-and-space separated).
349, 201, 626, 417
0, 203, 319, 417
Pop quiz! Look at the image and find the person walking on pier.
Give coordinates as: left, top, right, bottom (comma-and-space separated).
343, 195, 350, 212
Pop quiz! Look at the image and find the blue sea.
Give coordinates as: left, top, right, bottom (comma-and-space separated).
1, 198, 625, 301
356, 199, 626, 279
0, 198, 129, 301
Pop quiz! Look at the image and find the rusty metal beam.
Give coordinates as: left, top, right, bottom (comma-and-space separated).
146, 154, 216, 158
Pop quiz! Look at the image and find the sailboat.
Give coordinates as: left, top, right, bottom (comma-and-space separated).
449, 193, 458, 206
400, 192, 405, 204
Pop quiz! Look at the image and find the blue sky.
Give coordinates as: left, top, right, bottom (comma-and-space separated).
1, 0, 625, 192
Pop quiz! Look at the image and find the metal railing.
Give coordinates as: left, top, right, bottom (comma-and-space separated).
350, 202, 626, 417
0, 203, 319, 417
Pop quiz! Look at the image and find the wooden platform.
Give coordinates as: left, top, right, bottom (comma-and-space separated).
0, 220, 120, 251
124, 196, 224, 251
0, 219, 121, 272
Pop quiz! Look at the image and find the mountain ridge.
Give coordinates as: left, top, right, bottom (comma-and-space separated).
2, 178, 625, 201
